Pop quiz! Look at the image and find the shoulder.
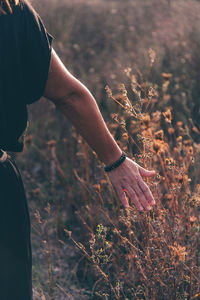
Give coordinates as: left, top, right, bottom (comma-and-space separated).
0, 0, 35, 19
9, 0, 39, 19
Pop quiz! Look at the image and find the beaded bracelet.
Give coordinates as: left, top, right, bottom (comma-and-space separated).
104, 151, 127, 172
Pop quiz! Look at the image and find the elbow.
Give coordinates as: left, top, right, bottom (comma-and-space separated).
55, 89, 89, 106
54, 88, 88, 110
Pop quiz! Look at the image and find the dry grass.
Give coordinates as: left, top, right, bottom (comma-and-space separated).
14, 0, 200, 299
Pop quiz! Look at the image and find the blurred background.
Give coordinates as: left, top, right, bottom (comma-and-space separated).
15, 0, 200, 299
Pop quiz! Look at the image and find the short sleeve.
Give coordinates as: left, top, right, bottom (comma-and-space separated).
21, 0, 54, 104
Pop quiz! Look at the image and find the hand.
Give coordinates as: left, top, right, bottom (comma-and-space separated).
107, 157, 156, 211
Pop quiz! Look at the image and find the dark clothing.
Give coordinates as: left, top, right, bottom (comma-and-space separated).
0, 0, 53, 152
0, 1, 54, 299
0, 153, 32, 299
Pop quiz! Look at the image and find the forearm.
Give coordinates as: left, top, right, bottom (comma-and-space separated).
55, 89, 122, 165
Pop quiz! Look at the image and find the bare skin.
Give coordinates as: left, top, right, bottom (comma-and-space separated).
43, 49, 156, 211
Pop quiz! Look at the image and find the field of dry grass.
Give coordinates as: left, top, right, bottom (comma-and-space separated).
14, 0, 200, 299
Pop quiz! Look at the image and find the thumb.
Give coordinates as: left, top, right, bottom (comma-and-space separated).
139, 166, 156, 177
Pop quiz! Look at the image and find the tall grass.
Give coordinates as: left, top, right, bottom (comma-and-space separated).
15, 0, 200, 298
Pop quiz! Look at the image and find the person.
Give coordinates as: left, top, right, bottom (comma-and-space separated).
0, 0, 156, 298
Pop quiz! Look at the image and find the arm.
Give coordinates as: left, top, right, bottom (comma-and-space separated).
44, 49, 122, 165
43, 49, 156, 210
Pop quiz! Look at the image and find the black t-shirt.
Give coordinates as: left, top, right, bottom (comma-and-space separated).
0, 0, 53, 152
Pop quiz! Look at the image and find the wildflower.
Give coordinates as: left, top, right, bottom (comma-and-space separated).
111, 113, 118, 121
44, 202, 51, 216
141, 114, 151, 127
141, 128, 153, 140
162, 80, 170, 93
93, 184, 101, 193
152, 111, 161, 123
153, 139, 169, 153
192, 126, 200, 134
196, 184, 200, 193
155, 130, 164, 140
34, 209, 42, 224
183, 174, 189, 184
162, 72, 173, 80
176, 121, 183, 128
192, 294, 200, 299
175, 174, 183, 183
113, 92, 127, 103
187, 146, 193, 156
163, 109, 172, 123
165, 157, 176, 168
153, 141, 161, 153
189, 216, 197, 224
163, 94, 171, 103
124, 67, 132, 77
122, 133, 129, 140
190, 196, 200, 207
169, 241, 188, 264
149, 48, 156, 66
105, 85, 112, 98
118, 83, 127, 96
168, 127, 175, 135
131, 74, 137, 85
148, 86, 158, 99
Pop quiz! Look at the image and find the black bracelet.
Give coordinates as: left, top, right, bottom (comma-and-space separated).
104, 151, 127, 172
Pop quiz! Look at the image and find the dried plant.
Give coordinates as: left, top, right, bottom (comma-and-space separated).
16, 0, 200, 298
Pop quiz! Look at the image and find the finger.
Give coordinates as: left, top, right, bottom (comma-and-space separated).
132, 184, 151, 211
116, 187, 129, 208
139, 166, 156, 177
125, 186, 144, 211
138, 180, 155, 205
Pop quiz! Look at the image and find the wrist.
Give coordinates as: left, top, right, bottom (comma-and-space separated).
104, 151, 127, 173
99, 144, 123, 166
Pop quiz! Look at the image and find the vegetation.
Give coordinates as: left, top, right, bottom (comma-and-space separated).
15, 0, 200, 298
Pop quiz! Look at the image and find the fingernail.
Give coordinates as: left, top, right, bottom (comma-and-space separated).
125, 204, 129, 208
